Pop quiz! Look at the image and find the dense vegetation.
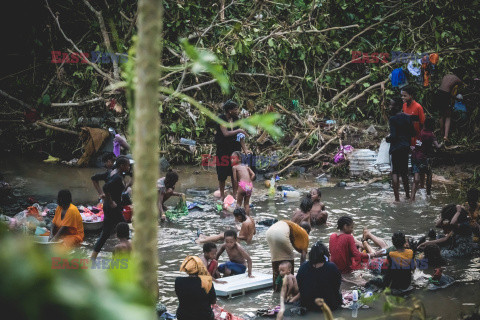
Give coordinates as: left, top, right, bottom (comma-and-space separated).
1, 0, 479, 163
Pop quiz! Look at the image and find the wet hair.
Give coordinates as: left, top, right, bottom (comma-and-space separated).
300, 221, 311, 234
311, 188, 322, 198
392, 232, 406, 249
116, 222, 130, 239
424, 117, 435, 131
337, 216, 353, 230
233, 208, 247, 222
102, 152, 115, 163
164, 170, 179, 189
467, 188, 479, 209
223, 100, 238, 113
231, 151, 242, 161
224, 229, 237, 239
203, 242, 217, 253
115, 156, 130, 168
299, 197, 314, 213
441, 204, 469, 224
57, 189, 72, 209
309, 241, 330, 264
390, 97, 404, 113
279, 261, 292, 271
424, 244, 445, 268
401, 86, 415, 97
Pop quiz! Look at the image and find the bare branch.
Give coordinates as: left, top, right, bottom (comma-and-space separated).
82, 0, 119, 80
0, 89, 33, 110
45, 0, 114, 83
50, 97, 105, 107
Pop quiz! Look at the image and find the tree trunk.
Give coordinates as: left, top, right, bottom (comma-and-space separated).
132, 0, 164, 302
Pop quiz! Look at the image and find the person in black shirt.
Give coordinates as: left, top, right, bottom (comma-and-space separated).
91, 156, 130, 260
91, 152, 116, 200
386, 98, 416, 202
294, 241, 342, 311
176, 256, 216, 320
214, 100, 248, 200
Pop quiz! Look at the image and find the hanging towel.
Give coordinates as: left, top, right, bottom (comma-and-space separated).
407, 60, 421, 77
391, 68, 406, 87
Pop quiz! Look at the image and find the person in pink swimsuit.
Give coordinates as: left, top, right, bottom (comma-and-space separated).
231, 151, 255, 215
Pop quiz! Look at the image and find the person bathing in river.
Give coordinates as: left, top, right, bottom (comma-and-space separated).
386, 97, 416, 202
113, 222, 132, 257
418, 204, 473, 258
91, 152, 116, 201
383, 232, 415, 292
157, 170, 185, 221
411, 117, 442, 201
214, 100, 251, 201
50, 189, 84, 248
291, 197, 313, 226
199, 242, 226, 283
195, 208, 255, 244
329, 216, 387, 274
266, 220, 311, 291
307, 188, 328, 225
277, 261, 299, 303
233, 208, 255, 244
231, 151, 255, 215
215, 230, 253, 277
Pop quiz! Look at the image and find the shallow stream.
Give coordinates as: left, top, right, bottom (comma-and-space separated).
2, 156, 479, 319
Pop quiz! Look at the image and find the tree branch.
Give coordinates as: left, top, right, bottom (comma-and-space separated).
45, 0, 114, 83
50, 97, 104, 107
0, 89, 33, 110
82, 0, 119, 80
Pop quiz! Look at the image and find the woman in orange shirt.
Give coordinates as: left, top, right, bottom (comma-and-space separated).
50, 189, 84, 248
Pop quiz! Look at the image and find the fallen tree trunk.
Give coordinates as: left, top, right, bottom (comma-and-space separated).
36, 120, 79, 135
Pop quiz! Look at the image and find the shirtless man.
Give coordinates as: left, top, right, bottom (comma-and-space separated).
216, 229, 253, 277
231, 151, 255, 215
291, 197, 313, 226
233, 208, 256, 244
309, 188, 328, 225
113, 222, 132, 257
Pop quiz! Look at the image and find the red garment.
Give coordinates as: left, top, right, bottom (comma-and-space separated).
329, 233, 368, 274
403, 100, 425, 144
412, 130, 436, 161
207, 259, 218, 277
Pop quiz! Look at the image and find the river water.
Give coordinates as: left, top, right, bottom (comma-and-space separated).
2, 156, 479, 319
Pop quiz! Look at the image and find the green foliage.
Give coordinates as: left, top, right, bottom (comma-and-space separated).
0, 227, 154, 320
180, 39, 230, 94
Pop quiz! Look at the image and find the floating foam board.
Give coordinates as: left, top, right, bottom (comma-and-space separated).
214, 271, 272, 297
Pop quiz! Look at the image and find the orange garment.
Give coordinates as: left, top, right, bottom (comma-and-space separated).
283, 220, 309, 253
403, 100, 425, 145
52, 204, 84, 247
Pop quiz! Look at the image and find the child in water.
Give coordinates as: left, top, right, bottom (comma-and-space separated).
277, 261, 299, 303
199, 242, 226, 283
411, 117, 442, 201
233, 208, 256, 244
216, 230, 253, 277
231, 151, 255, 215
113, 222, 132, 257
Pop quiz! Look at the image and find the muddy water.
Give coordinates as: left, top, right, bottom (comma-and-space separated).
2, 156, 479, 319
